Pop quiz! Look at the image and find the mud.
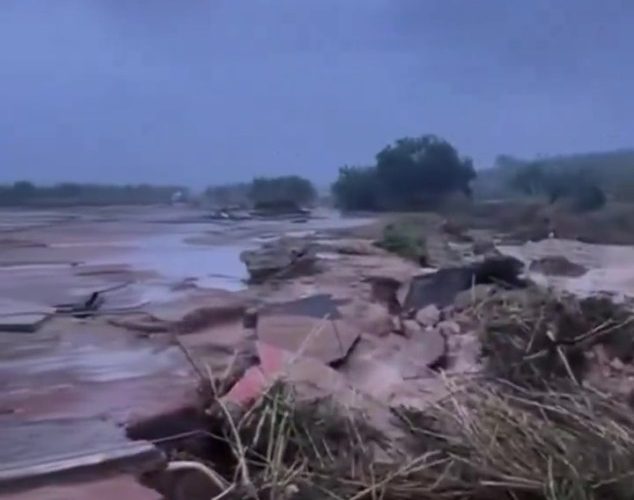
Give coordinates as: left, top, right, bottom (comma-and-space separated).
5, 206, 634, 498
0, 206, 372, 496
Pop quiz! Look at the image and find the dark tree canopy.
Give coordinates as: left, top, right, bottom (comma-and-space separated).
331, 166, 380, 211
249, 175, 316, 209
205, 182, 250, 208
332, 134, 476, 211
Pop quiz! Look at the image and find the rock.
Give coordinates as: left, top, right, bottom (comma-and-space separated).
256, 314, 359, 364
472, 237, 497, 256
365, 275, 402, 314
240, 237, 318, 283
402, 319, 423, 338
146, 289, 250, 332
437, 320, 461, 337
403, 255, 524, 311
415, 305, 440, 327
221, 342, 350, 410
445, 331, 481, 373
352, 302, 394, 337
390, 316, 402, 333
176, 301, 248, 334
399, 327, 447, 371
611, 358, 625, 371
0, 299, 54, 333
529, 256, 587, 277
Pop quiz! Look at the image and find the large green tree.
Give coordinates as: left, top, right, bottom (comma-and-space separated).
331, 134, 476, 211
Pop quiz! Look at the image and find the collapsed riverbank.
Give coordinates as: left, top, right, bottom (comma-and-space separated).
3, 205, 634, 499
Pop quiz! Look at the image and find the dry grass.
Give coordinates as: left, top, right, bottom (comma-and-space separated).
199, 379, 634, 500
175, 285, 634, 499
397, 380, 634, 500
470, 286, 634, 388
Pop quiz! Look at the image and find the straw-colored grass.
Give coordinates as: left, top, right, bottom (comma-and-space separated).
198, 378, 634, 500
176, 288, 634, 499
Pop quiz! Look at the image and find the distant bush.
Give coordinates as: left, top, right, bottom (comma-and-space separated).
374, 222, 426, 262
332, 135, 476, 211
249, 176, 316, 209
204, 183, 250, 209
572, 184, 607, 212
508, 164, 606, 212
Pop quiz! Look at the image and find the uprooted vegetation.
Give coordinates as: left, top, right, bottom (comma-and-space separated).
150, 280, 634, 500
474, 287, 634, 388
169, 379, 634, 500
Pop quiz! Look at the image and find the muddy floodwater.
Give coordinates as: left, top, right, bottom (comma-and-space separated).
0, 205, 373, 490
0, 206, 371, 304
500, 238, 634, 301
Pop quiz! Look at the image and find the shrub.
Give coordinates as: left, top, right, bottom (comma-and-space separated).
249, 176, 316, 209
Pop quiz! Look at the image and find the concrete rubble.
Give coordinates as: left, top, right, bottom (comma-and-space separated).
4, 207, 634, 499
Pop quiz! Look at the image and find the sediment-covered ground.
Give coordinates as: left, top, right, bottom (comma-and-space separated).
2, 205, 634, 499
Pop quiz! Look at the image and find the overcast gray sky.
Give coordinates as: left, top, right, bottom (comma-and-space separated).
1, 1, 632, 186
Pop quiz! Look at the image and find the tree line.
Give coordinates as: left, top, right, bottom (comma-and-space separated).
0, 181, 187, 206
205, 175, 316, 210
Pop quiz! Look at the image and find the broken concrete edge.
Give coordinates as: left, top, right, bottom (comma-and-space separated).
218, 341, 346, 411
0, 441, 164, 494
0, 313, 51, 333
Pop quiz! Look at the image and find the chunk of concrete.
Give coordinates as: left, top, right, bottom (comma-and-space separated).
256, 314, 359, 364
402, 319, 423, 339
437, 320, 461, 337
415, 305, 440, 327
0, 313, 50, 333
403, 327, 447, 371
403, 256, 524, 310
349, 302, 394, 337
0, 299, 54, 333
222, 342, 349, 409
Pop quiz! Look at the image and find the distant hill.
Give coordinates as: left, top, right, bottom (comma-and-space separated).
474, 149, 634, 201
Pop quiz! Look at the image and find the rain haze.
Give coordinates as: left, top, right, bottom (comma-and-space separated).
1, 0, 633, 186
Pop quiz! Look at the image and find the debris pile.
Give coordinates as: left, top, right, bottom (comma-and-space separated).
134, 233, 634, 500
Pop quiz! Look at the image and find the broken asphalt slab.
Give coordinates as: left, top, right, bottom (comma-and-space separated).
0, 319, 200, 490
221, 341, 350, 409
261, 293, 347, 319
403, 256, 524, 311
0, 299, 54, 333
256, 314, 359, 364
